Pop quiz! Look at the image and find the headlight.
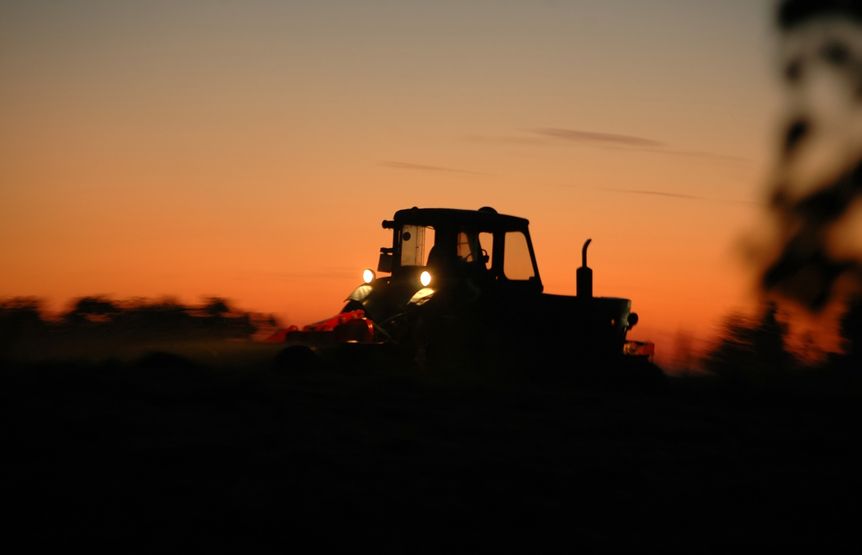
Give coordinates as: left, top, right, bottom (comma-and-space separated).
362, 268, 375, 284
420, 271, 432, 287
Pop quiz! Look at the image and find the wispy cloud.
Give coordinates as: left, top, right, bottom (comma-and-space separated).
468, 127, 750, 166
600, 187, 759, 206
532, 127, 664, 148
604, 188, 704, 200
380, 161, 487, 175
652, 149, 751, 165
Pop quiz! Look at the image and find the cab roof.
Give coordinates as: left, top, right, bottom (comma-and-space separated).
390, 207, 529, 230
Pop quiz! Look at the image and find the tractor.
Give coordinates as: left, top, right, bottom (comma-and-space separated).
283, 206, 658, 380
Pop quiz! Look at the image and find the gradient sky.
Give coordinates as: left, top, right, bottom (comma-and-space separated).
0, 0, 784, 366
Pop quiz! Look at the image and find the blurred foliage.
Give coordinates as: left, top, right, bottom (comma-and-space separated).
758, 0, 862, 310
717, 0, 862, 379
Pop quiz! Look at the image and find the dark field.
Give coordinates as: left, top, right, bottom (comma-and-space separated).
3, 346, 861, 553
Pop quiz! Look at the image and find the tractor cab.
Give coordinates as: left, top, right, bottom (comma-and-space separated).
377, 206, 543, 296
333, 206, 548, 343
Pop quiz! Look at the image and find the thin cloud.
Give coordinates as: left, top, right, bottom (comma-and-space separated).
600, 187, 760, 206
532, 127, 664, 148
604, 187, 704, 200
650, 148, 752, 165
470, 128, 749, 166
380, 161, 487, 175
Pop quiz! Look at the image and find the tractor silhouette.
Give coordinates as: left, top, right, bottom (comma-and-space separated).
283, 206, 659, 381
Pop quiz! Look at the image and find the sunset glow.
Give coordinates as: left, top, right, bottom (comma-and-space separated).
0, 1, 783, 368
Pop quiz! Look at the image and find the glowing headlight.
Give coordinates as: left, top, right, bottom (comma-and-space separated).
362, 268, 375, 284
420, 271, 432, 287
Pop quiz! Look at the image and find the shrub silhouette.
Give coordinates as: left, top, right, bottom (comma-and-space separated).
0, 297, 47, 355
839, 295, 862, 366
704, 302, 794, 381
65, 296, 120, 323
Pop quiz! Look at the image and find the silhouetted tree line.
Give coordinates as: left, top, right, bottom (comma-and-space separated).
0, 295, 278, 358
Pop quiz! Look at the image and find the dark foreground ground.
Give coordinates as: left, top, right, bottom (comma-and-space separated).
2, 346, 861, 553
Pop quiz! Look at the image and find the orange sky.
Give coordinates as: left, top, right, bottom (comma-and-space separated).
0, 1, 784, 368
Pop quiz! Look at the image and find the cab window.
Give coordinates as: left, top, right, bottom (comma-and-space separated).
478, 232, 493, 269
457, 231, 487, 263
456, 232, 472, 260
399, 225, 435, 266
503, 231, 535, 280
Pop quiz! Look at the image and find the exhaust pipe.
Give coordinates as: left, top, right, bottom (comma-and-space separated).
577, 238, 592, 298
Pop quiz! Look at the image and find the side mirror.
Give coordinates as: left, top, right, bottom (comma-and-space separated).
627, 312, 639, 328
377, 252, 393, 273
